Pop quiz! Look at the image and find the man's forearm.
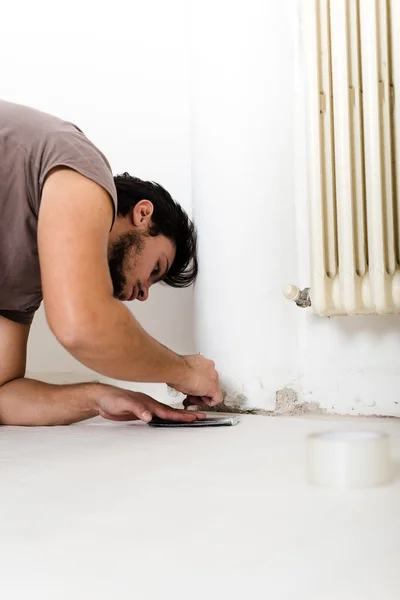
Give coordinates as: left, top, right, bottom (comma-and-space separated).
56, 299, 189, 385
0, 378, 100, 426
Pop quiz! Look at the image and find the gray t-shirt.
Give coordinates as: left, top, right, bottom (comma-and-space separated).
0, 100, 117, 325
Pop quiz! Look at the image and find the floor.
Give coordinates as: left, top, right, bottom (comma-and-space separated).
1, 414, 399, 600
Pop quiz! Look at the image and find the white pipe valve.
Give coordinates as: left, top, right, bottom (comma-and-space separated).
282, 285, 312, 308
282, 284, 300, 302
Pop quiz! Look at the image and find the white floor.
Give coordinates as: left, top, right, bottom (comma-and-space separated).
1, 414, 399, 600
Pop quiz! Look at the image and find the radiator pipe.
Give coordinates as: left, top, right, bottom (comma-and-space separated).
282, 285, 312, 308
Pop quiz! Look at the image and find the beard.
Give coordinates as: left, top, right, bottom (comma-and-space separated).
108, 231, 144, 300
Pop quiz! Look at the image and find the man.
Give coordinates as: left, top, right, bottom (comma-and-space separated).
0, 100, 222, 426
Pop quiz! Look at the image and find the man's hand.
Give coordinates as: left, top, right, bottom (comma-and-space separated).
169, 354, 223, 407
96, 387, 207, 423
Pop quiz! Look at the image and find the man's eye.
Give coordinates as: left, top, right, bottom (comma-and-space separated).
152, 263, 160, 277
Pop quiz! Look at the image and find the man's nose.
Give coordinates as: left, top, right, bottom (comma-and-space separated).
138, 285, 149, 302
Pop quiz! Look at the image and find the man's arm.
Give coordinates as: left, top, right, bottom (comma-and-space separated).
0, 315, 206, 426
0, 379, 208, 426
0, 315, 92, 424
39, 168, 221, 404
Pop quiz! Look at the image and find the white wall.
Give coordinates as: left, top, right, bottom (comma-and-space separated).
189, 0, 298, 409
1, 0, 195, 399
190, 0, 400, 416
3, 0, 400, 416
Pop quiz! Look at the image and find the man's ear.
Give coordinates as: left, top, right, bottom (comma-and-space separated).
131, 200, 154, 229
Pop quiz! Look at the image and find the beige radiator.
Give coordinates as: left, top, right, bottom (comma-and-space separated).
300, 0, 400, 316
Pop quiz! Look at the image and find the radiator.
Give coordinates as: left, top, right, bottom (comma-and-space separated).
302, 0, 400, 316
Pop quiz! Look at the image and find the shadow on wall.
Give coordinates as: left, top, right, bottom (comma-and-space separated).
334, 314, 400, 340
299, 309, 400, 417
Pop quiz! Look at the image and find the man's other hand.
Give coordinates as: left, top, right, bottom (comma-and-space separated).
96, 387, 206, 423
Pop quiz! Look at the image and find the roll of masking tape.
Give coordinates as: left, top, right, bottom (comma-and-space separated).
306, 430, 393, 488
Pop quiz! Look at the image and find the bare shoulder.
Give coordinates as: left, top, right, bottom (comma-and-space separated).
38, 168, 114, 336
41, 166, 114, 227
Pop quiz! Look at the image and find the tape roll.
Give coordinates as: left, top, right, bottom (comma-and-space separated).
306, 430, 393, 488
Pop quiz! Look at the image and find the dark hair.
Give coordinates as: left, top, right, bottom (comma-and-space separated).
114, 173, 198, 288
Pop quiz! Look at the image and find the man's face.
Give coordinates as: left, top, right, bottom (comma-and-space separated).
108, 200, 176, 302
